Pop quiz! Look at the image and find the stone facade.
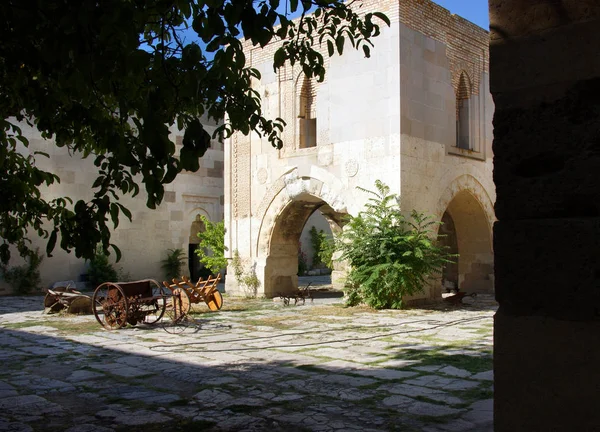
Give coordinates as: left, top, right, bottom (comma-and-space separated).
224, 0, 495, 298
0, 116, 224, 293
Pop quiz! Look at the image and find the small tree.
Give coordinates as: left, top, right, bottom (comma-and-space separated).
337, 180, 455, 309
195, 216, 227, 275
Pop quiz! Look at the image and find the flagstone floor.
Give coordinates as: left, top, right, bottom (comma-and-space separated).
0, 288, 495, 432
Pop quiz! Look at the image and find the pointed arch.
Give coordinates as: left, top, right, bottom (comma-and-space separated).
297, 73, 317, 148
456, 71, 472, 150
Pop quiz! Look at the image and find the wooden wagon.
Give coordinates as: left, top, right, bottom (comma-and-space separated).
92, 279, 178, 330
162, 273, 223, 320
44, 286, 92, 314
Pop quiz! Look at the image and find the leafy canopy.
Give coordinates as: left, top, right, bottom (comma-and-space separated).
195, 215, 228, 275
0, 0, 389, 265
336, 180, 455, 309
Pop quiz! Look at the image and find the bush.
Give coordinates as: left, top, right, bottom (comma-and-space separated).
309, 226, 334, 269
337, 180, 455, 309
0, 248, 43, 294
161, 248, 187, 281
195, 216, 228, 275
87, 247, 119, 288
231, 250, 260, 298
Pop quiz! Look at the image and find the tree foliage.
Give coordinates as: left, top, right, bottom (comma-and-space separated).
195, 215, 227, 275
309, 225, 334, 269
0, 0, 389, 265
337, 180, 455, 309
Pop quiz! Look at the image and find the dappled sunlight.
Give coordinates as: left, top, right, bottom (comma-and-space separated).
0, 294, 494, 431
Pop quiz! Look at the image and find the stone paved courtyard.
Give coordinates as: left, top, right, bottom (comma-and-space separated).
0, 285, 494, 431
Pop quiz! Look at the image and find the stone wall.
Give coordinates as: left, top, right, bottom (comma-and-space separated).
0, 119, 224, 293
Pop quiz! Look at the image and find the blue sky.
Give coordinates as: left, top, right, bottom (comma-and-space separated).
432, 0, 489, 29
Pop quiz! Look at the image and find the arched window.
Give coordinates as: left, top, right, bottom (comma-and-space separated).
298, 75, 317, 148
456, 72, 471, 150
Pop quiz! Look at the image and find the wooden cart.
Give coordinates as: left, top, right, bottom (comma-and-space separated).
162, 273, 223, 318
92, 279, 168, 330
44, 286, 92, 314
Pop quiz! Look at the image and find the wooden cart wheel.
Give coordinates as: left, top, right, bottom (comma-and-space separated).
92, 283, 129, 330
165, 287, 191, 324
205, 290, 223, 311
140, 281, 167, 325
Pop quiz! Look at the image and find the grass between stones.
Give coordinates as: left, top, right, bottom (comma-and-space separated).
2, 318, 102, 334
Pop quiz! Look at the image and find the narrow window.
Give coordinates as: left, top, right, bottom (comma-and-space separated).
456, 72, 471, 150
299, 75, 317, 148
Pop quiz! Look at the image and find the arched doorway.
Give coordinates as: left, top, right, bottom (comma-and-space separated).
261, 193, 346, 297
188, 214, 211, 281
442, 190, 493, 293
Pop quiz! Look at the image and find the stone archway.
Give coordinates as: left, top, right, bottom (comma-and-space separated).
436, 175, 494, 294
254, 172, 349, 297
259, 193, 346, 297
442, 189, 494, 293
188, 211, 210, 281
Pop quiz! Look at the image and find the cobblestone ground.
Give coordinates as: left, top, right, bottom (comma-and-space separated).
0, 283, 495, 432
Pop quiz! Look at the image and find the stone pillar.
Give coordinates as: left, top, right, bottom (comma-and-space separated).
490, 2, 600, 431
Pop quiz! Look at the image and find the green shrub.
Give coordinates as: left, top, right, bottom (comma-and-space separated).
0, 248, 43, 294
161, 248, 187, 281
87, 247, 118, 288
195, 216, 228, 275
309, 226, 334, 269
337, 180, 455, 309
231, 250, 261, 298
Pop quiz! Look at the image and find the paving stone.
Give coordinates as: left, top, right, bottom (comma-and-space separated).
9, 375, 75, 394
437, 419, 478, 431
271, 393, 304, 402
98, 364, 154, 378
0, 419, 33, 432
0, 395, 65, 416
193, 389, 233, 405
66, 370, 105, 382
96, 407, 171, 426
316, 360, 418, 380
406, 401, 464, 417
462, 398, 493, 424
405, 375, 479, 391
377, 359, 421, 368
379, 383, 463, 405
472, 370, 493, 381
0, 380, 18, 398
438, 366, 472, 378
414, 365, 442, 372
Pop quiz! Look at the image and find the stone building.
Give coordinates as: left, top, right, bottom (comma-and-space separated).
0, 116, 224, 293
224, 0, 495, 299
